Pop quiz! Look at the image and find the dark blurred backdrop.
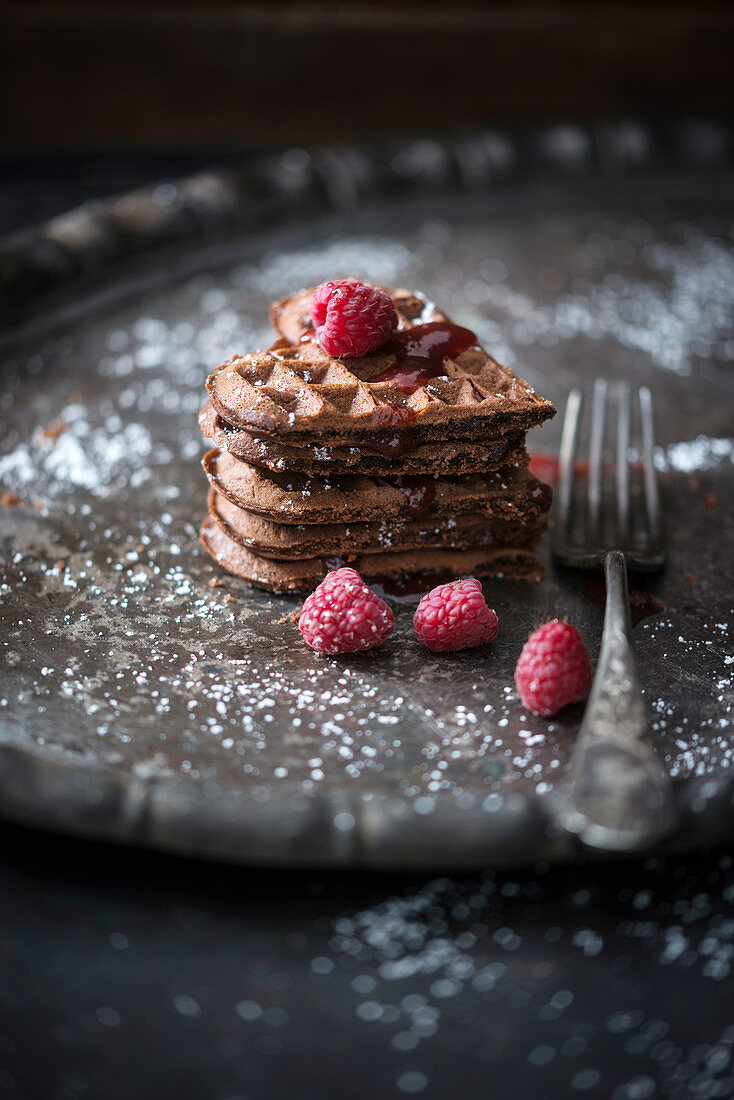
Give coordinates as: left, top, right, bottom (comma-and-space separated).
2, 0, 734, 156
2, 0, 733, 235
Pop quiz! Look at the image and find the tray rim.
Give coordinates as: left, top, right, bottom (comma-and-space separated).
3, 118, 734, 324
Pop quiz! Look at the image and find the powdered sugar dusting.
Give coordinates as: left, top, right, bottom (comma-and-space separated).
412, 213, 734, 382
309, 854, 734, 1095
0, 404, 154, 497
655, 436, 734, 474
549, 233, 734, 376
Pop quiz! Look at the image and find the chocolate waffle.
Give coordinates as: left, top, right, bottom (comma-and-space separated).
206, 321, 554, 442
197, 280, 555, 594
207, 486, 546, 560
200, 513, 544, 593
202, 448, 551, 527
198, 401, 528, 478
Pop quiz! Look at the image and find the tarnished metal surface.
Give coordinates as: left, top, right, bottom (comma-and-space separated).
0, 132, 733, 867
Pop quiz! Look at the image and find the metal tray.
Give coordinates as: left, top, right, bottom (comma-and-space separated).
1, 122, 733, 869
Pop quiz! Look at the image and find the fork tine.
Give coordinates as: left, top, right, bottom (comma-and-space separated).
639, 386, 661, 542
588, 378, 607, 545
554, 382, 665, 572
556, 388, 583, 550
616, 382, 632, 543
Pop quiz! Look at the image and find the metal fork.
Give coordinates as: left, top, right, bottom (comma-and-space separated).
553, 380, 677, 851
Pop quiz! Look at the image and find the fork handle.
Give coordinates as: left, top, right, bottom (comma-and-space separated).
563, 550, 677, 850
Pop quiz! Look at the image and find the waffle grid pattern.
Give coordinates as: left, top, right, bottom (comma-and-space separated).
209, 341, 547, 434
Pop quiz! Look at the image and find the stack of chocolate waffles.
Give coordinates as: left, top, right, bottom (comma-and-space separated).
199, 283, 556, 593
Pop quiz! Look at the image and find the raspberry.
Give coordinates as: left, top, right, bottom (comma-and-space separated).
309, 279, 398, 358
298, 567, 394, 654
515, 619, 592, 717
413, 577, 499, 653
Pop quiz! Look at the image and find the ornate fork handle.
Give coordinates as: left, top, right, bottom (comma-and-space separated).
562, 550, 677, 850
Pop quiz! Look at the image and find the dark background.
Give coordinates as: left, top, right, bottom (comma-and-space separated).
3, 822, 734, 1100
2, 0, 734, 235
1, 4, 734, 1099
3, 0, 734, 154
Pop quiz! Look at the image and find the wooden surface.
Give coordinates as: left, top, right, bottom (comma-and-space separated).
2, 2, 734, 153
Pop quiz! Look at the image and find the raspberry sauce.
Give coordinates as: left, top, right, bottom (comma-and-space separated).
584, 573, 666, 627
365, 403, 418, 456
364, 428, 418, 457
376, 570, 457, 601
375, 322, 479, 394
370, 404, 416, 429
400, 477, 437, 519
524, 478, 553, 513
528, 452, 589, 486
